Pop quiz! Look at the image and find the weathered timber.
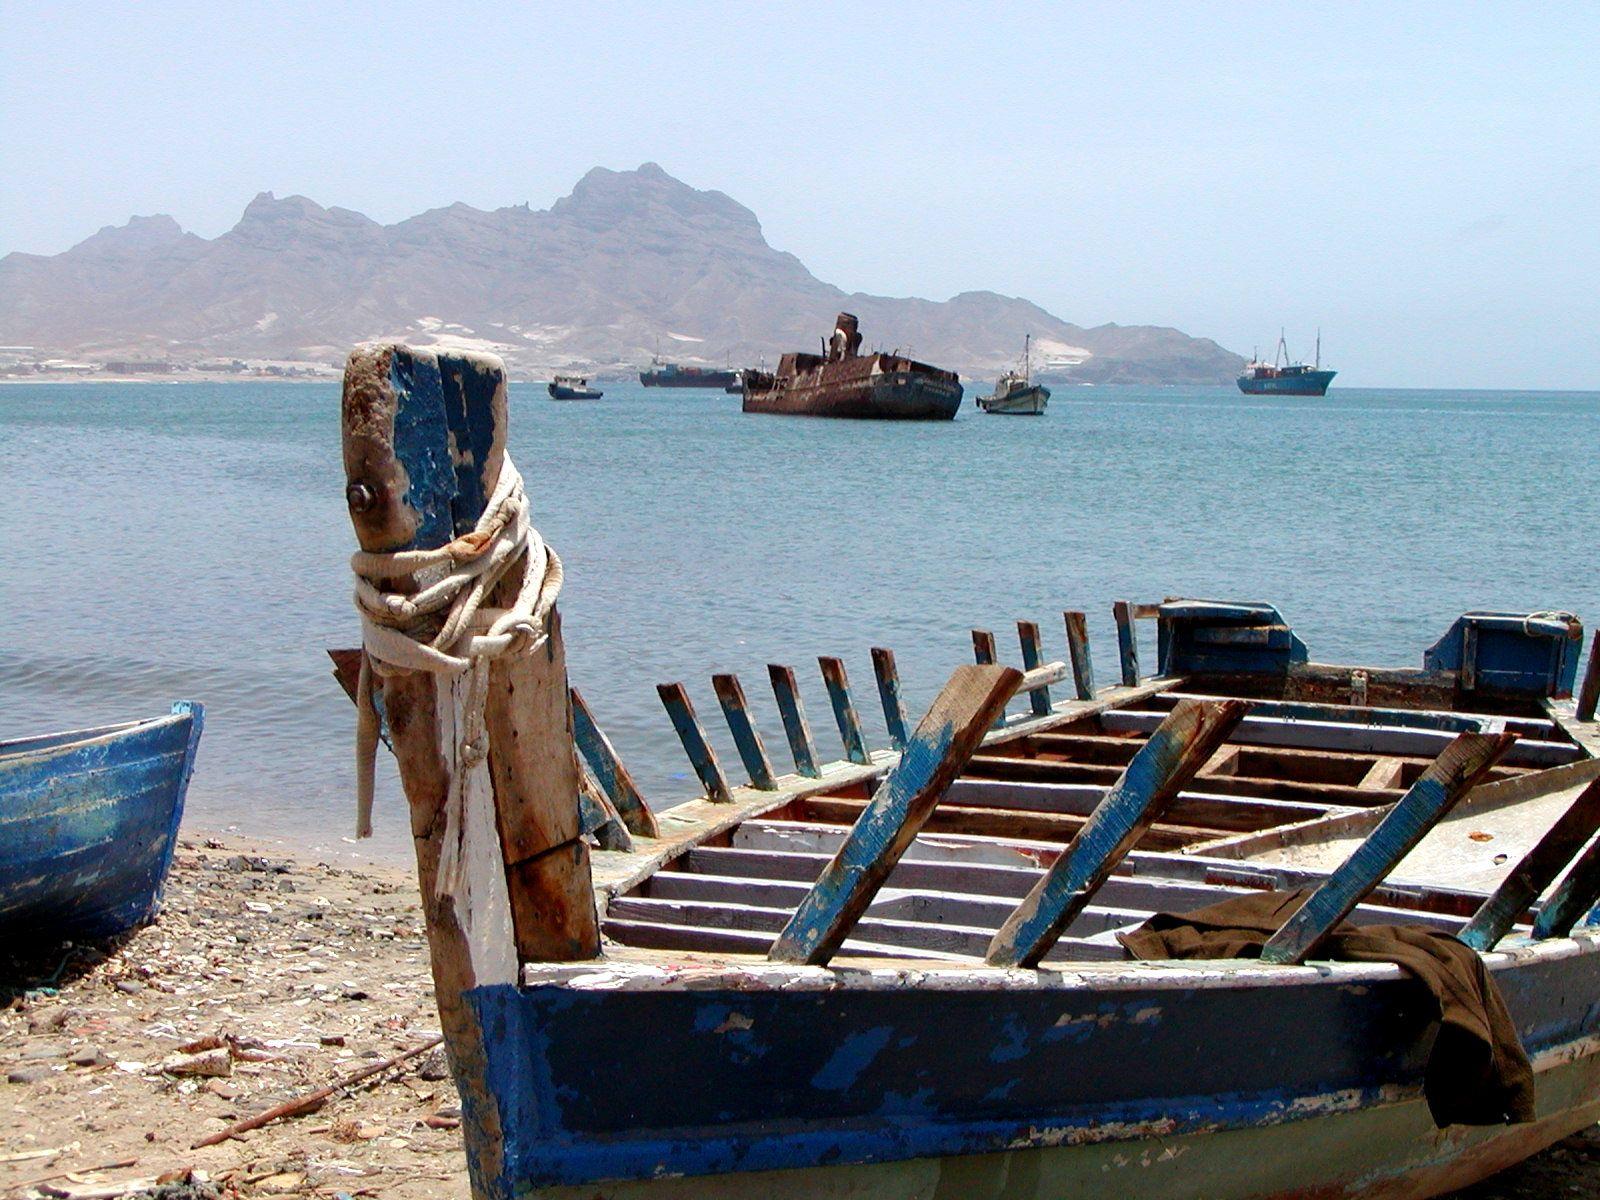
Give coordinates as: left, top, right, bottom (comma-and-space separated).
985, 699, 1248, 967
1579, 637, 1600, 723
1064, 610, 1096, 700
1532, 832, 1600, 938
1017, 621, 1052, 717
972, 630, 1006, 727
1460, 619, 1479, 691
1259, 730, 1518, 964
577, 767, 632, 851
769, 665, 1022, 964
657, 683, 733, 802
818, 656, 872, 765
767, 664, 822, 778
871, 648, 911, 750
569, 687, 657, 838
1114, 600, 1140, 687
712, 673, 778, 790
1460, 777, 1600, 948
340, 343, 598, 1194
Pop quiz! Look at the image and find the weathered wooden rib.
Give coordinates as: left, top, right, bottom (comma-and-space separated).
712, 673, 778, 790
819, 656, 872, 765
870, 647, 911, 751
1064, 609, 1096, 700
767, 663, 822, 778
658, 681, 733, 802
1260, 731, 1517, 964
986, 699, 1248, 967
770, 665, 1021, 965
570, 687, 658, 838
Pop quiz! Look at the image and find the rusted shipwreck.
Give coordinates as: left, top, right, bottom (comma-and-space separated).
338, 342, 1600, 1200
741, 313, 964, 419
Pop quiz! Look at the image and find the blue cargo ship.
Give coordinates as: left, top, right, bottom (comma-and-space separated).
1237, 330, 1336, 395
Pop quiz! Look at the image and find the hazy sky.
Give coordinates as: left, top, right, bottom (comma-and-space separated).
3, 2, 1596, 388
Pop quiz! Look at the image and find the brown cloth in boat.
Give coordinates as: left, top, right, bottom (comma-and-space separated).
1117, 888, 1534, 1128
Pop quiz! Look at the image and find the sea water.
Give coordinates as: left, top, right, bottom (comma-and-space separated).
2, 381, 1597, 860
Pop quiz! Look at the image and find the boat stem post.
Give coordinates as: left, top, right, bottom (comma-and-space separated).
657, 683, 733, 802
819, 657, 872, 765
1017, 621, 1052, 716
769, 665, 1022, 965
341, 343, 599, 1192
871, 647, 911, 750
570, 687, 658, 838
1577, 636, 1600, 723
1460, 777, 1600, 949
712, 673, 778, 790
985, 699, 1247, 968
1064, 610, 1096, 699
768, 664, 822, 778
1113, 601, 1140, 687
1260, 729, 1518, 964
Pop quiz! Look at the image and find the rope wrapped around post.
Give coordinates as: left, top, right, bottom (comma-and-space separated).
351, 458, 563, 846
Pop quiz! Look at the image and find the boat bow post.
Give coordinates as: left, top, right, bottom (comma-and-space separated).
340, 343, 600, 1194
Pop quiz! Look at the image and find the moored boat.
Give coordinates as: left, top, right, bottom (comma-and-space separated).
742, 313, 963, 419
978, 334, 1050, 415
337, 342, 1600, 1200
1238, 329, 1337, 395
548, 375, 603, 400
0, 703, 204, 940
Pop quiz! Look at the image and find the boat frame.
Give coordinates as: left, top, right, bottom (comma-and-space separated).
336, 342, 1600, 1200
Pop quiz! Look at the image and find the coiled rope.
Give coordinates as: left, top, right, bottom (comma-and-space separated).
350, 457, 562, 842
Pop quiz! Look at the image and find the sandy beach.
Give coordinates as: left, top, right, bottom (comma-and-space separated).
3, 833, 1598, 1200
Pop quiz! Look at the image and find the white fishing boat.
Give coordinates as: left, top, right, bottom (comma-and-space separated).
978, 334, 1050, 415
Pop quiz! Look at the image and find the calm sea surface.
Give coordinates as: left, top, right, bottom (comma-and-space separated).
3, 381, 1597, 861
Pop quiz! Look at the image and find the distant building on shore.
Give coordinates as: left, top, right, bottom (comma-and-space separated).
102, 360, 174, 374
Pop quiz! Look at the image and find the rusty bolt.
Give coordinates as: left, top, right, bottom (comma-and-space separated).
346, 482, 377, 513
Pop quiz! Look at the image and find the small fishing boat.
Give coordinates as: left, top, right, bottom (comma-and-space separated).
1238, 329, 1337, 395
548, 375, 603, 400
978, 334, 1050, 415
0, 703, 204, 940
337, 342, 1600, 1200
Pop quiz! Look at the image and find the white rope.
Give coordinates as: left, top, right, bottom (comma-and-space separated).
350, 457, 563, 845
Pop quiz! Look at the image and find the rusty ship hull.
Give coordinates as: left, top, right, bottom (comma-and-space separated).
743, 367, 963, 420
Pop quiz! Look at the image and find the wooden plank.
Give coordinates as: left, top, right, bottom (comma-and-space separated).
1017, 621, 1052, 717
972, 630, 1005, 728
795, 795, 1211, 852
578, 766, 633, 852
767, 664, 822, 778
656, 682, 733, 802
1149, 691, 1557, 739
569, 687, 657, 838
768, 665, 1022, 965
1459, 777, 1600, 949
1359, 757, 1407, 790
1259, 730, 1517, 964
712, 673, 778, 790
1063, 610, 1096, 700
871, 648, 910, 751
984, 699, 1248, 967
1543, 698, 1600, 760
1530, 835, 1600, 938
1113, 600, 1140, 687
818, 656, 872, 765
1101, 709, 1576, 767
1578, 637, 1600, 723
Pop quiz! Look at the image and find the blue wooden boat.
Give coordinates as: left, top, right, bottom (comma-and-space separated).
0, 702, 204, 940
337, 342, 1600, 1200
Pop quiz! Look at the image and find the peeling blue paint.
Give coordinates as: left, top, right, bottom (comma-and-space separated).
812, 1027, 894, 1091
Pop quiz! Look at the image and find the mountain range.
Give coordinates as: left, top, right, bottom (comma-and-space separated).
0, 163, 1244, 384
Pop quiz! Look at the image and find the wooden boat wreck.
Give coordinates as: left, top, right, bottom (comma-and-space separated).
338, 342, 1600, 1200
0, 703, 204, 940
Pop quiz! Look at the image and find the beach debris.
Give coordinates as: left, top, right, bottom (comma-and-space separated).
190, 1034, 444, 1147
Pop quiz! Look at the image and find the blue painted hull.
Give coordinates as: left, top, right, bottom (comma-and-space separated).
464, 940, 1600, 1195
0, 703, 203, 940
1236, 369, 1337, 395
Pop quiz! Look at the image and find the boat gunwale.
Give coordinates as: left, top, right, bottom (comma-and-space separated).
0, 710, 190, 767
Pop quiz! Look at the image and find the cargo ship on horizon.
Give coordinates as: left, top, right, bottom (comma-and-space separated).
1237, 330, 1336, 395
742, 313, 963, 419
639, 353, 739, 389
